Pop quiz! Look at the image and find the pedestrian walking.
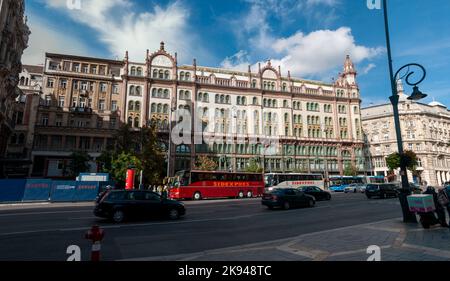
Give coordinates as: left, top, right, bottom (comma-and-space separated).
438, 184, 450, 228
424, 186, 448, 227
157, 185, 163, 195
162, 185, 168, 198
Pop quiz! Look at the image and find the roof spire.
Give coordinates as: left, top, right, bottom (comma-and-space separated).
343, 54, 356, 74
160, 41, 165, 51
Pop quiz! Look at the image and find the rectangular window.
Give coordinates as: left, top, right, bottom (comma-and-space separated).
91, 65, 97, 74
81, 81, 88, 91
99, 100, 105, 110
60, 79, 67, 89
111, 101, 118, 111
100, 83, 107, 92
58, 96, 65, 107
73, 63, 80, 72
45, 95, 52, 106
47, 79, 54, 88
82, 64, 89, 73
113, 84, 119, 94
41, 115, 49, 126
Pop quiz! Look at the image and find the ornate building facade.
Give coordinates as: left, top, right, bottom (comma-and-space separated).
362, 82, 450, 186
0, 0, 29, 177
21, 43, 366, 179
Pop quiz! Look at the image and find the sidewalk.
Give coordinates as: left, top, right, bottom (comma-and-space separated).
128, 218, 450, 261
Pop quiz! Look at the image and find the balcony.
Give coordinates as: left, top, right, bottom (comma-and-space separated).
69, 107, 93, 114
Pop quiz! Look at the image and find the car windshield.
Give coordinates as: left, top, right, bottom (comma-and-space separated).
366, 184, 378, 190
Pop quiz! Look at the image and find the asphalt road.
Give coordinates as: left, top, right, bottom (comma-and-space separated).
0, 193, 403, 261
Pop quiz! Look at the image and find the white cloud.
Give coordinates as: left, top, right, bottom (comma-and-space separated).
223, 0, 383, 78
223, 27, 384, 78
22, 15, 92, 65
362, 63, 377, 75
38, 0, 209, 63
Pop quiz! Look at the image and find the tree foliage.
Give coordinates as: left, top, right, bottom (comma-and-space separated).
110, 152, 142, 186
195, 155, 218, 171
67, 152, 90, 178
386, 150, 418, 171
246, 158, 264, 173
344, 164, 358, 177
139, 125, 166, 185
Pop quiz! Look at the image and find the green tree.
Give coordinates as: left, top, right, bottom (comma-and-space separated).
195, 155, 218, 171
386, 150, 418, 171
67, 152, 91, 178
344, 164, 358, 177
110, 152, 142, 186
97, 150, 113, 173
246, 158, 263, 173
114, 124, 135, 153
140, 125, 166, 185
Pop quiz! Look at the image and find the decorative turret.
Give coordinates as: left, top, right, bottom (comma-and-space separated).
342, 55, 357, 86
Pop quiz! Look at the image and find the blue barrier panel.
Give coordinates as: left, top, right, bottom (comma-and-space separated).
50, 181, 77, 202
74, 181, 99, 201
22, 179, 52, 201
0, 180, 26, 203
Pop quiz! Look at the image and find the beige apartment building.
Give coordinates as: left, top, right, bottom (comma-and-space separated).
362, 82, 450, 186
30, 54, 124, 177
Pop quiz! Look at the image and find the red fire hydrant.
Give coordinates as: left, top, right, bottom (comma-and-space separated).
85, 225, 104, 262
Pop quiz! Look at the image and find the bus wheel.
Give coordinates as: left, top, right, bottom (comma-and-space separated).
238, 191, 245, 199
193, 192, 202, 200
247, 191, 253, 198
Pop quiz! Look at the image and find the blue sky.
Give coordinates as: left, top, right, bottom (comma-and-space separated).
23, 0, 450, 107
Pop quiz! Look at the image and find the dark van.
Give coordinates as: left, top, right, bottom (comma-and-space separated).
365, 184, 399, 199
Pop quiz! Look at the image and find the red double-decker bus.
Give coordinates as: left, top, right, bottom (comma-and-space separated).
169, 170, 264, 200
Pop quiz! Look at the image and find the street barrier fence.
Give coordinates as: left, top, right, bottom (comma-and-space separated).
0, 179, 102, 203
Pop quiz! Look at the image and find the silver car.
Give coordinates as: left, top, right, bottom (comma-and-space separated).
344, 184, 366, 193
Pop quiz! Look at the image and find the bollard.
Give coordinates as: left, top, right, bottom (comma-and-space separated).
85, 225, 104, 262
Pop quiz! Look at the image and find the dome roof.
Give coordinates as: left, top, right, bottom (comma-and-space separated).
429, 101, 446, 108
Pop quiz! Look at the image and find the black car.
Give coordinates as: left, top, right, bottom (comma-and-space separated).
298, 186, 331, 201
94, 190, 186, 223
365, 184, 399, 199
262, 188, 316, 210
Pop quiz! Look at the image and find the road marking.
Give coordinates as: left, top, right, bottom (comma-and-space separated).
120, 217, 403, 261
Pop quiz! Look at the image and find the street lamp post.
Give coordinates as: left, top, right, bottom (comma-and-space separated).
383, 0, 427, 223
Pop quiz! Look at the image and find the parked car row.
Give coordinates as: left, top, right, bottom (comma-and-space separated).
261, 186, 332, 210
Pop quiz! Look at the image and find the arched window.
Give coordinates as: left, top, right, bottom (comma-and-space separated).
159, 70, 164, 79
136, 86, 141, 96
237, 96, 241, 105
215, 94, 220, 103
130, 86, 135, 96
271, 82, 275, 90
163, 89, 169, 99
153, 69, 158, 78
226, 95, 230, 104
184, 91, 191, 100
283, 100, 288, 108
152, 88, 157, 97
180, 72, 185, 81
253, 97, 258, 105
185, 72, 191, 81
151, 103, 156, 113
130, 67, 136, 76
134, 117, 140, 128
127, 117, 133, 126
252, 79, 257, 88
163, 104, 169, 114
157, 89, 163, 98
137, 67, 143, 76
282, 83, 287, 91
203, 93, 209, 102
242, 97, 246, 105
220, 95, 225, 104
157, 104, 162, 113
20, 77, 25, 85
179, 90, 184, 100
164, 70, 170, 79
128, 101, 134, 111
135, 101, 141, 111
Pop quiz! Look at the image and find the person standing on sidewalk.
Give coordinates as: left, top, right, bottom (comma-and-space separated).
438, 184, 450, 228
424, 186, 448, 227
